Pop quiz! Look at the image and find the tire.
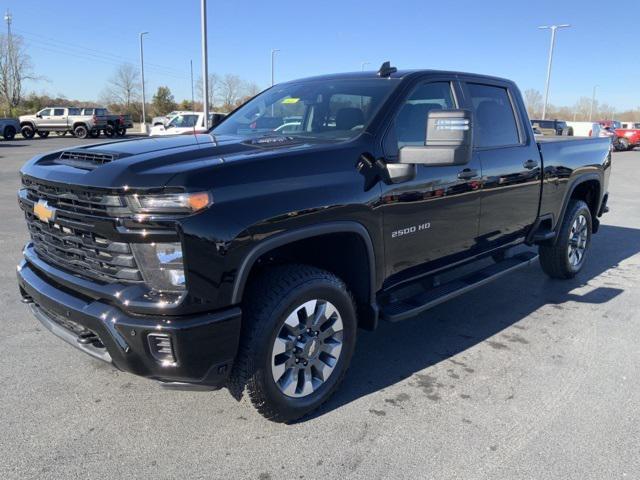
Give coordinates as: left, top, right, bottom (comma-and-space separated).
230, 264, 357, 423
74, 125, 88, 139
3, 126, 16, 140
55, 130, 67, 137
89, 129, 100, 138
37, 131, 50, 138
117, 127, 127, 137
539, 199, 592, 279
20, 124, 35, 139
104, 125, 115, 137
617, 137, 630, 151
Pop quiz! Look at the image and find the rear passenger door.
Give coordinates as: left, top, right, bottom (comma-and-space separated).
461, 80, 541, 250
50, 108, 68, 129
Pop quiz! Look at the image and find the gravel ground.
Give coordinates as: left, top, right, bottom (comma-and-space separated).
1, 137, 638, 480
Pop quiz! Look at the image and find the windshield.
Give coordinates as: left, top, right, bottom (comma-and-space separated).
213, 78, 399, 140
168, 114, 199, 128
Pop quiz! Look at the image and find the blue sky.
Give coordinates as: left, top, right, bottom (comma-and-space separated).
7, 0, 639, 110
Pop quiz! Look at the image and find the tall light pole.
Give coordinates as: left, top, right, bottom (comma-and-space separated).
139, 32, 149, 133
271, 49, 280, 86
589, 84, 599, 121
4, 10, 12, 37
539, 24, 570, 120
190, 59, 195, 108
361, 61, 370, 71
201, 0, 209, 126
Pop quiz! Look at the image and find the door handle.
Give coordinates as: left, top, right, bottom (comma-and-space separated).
523, 159, 539, 170
457, 168, 478, 180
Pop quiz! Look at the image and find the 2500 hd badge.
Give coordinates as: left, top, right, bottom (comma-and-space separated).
391, 222, 431, 238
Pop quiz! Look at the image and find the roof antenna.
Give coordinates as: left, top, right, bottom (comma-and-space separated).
377, 61, 397, 77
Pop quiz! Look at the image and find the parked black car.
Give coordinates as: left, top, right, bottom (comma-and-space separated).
17, 64, 611, 422
531, 118, 573, 136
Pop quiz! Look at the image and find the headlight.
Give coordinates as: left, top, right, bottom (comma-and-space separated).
131, 242, 185, 292
126, 192, 212, 214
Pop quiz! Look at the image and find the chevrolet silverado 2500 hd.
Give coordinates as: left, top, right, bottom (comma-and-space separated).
17, 64, 611, 422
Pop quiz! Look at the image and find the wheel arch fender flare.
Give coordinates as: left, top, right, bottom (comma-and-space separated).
231, 221, 377, 307
553, 173, 602, 242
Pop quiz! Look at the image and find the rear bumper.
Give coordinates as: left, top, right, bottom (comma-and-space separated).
17, 259, 241, 387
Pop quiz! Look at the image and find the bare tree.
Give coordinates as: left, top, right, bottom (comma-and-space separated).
524, 89, 543, 119
0, 33, 34, 116
572, 97, 593, 121
101, 64, 140, 108
243, 81, 261, 98
195, 73, 221, 108
220, 74, 243, 108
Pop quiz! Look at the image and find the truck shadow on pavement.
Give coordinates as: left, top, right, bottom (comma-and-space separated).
305, 224, 639, 421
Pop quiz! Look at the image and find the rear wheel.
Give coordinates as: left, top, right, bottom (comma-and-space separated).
73, 125, 88, 139
230, 264, 357, 422
116, 126, 127, 137
3, 126, 16, 140
539, 199, 592, 279
89, 129, 100, 138
37, 131, 50, 138
104, 125, 115, 137
20, 124, 35, 139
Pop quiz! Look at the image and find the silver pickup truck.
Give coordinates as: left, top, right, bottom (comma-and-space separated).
19, 107, 108, 139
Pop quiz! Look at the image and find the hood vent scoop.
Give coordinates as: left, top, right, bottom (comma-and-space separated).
55, 150, 119, 170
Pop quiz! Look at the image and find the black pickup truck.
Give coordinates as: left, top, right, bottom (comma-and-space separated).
17, 64, 611, 422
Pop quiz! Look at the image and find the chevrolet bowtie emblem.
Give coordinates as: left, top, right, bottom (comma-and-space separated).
34, 200, 56, 223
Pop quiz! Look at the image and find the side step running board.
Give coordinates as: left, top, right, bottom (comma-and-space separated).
381, 251, 538, 322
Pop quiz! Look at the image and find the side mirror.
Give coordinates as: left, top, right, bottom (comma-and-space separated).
36, 114, 42, 118
398, 109, 473, 166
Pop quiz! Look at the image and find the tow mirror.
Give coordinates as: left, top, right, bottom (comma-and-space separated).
398, 109, 473, 166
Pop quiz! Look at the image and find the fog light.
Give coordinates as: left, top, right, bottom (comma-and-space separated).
147, 333, 176, 365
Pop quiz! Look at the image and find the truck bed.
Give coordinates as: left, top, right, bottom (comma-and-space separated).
537, 136, 611, 229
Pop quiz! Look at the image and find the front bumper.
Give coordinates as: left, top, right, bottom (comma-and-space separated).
17, 258, 241, 387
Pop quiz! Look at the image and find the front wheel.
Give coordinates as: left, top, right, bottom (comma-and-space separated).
20, 125, 35, 139
37, 131, 50, 138
89, 129, 100, 138
616, 137, 630, 151
230, 264, 357, 422
116, 126, 127, 137
539, 199, 592, 279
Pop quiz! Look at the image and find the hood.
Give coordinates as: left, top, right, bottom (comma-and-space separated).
20, 133, 339, 191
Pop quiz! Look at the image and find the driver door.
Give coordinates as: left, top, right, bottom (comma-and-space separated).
380, 78, 483, 279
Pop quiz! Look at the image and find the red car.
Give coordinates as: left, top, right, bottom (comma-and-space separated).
615, 122, 640, 151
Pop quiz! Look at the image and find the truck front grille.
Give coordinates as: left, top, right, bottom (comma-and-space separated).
21, 178, 143, 284
22, 177, 124, 217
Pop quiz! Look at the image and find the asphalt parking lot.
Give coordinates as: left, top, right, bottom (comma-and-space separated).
1, 136, 639, 480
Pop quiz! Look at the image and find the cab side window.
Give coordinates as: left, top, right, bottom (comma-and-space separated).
53, 108, 65, 116
467, 83, 520, 148
394, 82, 456, 149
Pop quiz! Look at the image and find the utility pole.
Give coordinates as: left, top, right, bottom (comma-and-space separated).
201, 0, 209, 127
271, 49, 280, 86
538, 24, 570, 120
589, 85, 599, 121
139, 32, 149, 133
190, 59, 195, 109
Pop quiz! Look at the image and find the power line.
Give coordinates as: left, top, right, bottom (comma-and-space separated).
15, 27, 188, 77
